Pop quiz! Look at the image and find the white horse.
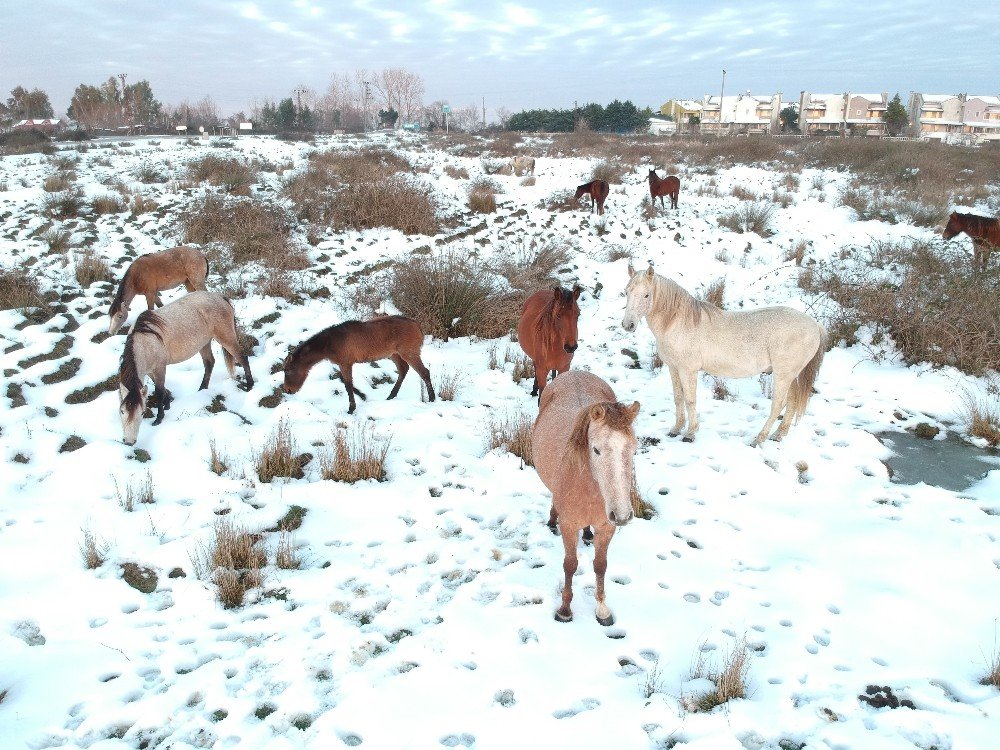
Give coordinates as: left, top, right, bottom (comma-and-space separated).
621, 264, 827, 445
511, 156, 536, 176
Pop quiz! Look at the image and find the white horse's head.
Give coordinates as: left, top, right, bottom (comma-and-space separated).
119, 383, 147, 446
622, 263, 656, 332
577, 401, 641, 527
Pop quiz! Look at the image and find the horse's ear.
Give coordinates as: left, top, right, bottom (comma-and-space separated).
627, 261, 635, 278
627, 401, 641, 420
589, 404, 606, 423
645, 265, 654, 279
552, 286, 562, 300
571, 285, 582, 300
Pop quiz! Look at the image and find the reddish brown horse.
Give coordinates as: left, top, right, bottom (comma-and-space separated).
648, 170, 680, 209
574, 180, 610, 215
517, 286, 582, 399
943, 211, 1000, 272
283, 315, 434, 414
108, 246, 209, 334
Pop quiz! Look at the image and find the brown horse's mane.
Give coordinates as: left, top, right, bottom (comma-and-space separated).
286, 321, 359, 372
531, 287, 576, 354
109, 265, 134, 317
953, 211, 1000, 234
119, 310, 164, 415
566, 401, 638, 469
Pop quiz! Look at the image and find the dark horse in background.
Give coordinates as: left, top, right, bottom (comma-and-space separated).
517, 286, 582, 399
943, 211, 1000, 272
575, 179, 610, 216
648, 170, 680, 210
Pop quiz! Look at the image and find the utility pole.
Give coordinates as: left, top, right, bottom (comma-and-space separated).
362, 81, 371, 132
119, 72, 128, 128
294, 87, 306, 129
482, 96, 486, 129
719, 69, 727, 137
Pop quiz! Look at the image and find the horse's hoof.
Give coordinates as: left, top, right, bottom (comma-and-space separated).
596, 612, 615, 627
554, 610, 573, 623
547, 522, 558, 536
668, 431, 679, 438
682, 436, 694, 443
152, 417, 163, 426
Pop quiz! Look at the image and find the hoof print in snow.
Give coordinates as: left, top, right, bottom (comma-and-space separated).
858, 685, 915, 710
121, 562, 158, 594
494, 689, 516, 707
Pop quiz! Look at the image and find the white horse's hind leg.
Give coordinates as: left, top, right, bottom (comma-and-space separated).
754, 376, 792, 445
667, 364, 686, 437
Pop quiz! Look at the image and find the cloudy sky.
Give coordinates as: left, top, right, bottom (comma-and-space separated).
3, 1, 998, 119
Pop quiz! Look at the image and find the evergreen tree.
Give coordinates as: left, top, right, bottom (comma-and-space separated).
779, 105, 799, 132
6, 86, 55, 120
378, 108, 399, 128
275, 98, 296, 129
882, 93, 908, 136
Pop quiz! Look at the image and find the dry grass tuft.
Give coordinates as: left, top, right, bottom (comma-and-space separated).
468, 177, 499, 214
718, 202, 776, 236
255, 417, 303, 483
320, 423, 391, 483
960, 389, 1000, 446
42, 188, 84, 219
91, 193, 127, 215
194, 518, 266, 609
330, 173, 439, 235
43, 174, 73, 192
785, 240, 807, 266
131, 194, 158, 215
0, 268, 46, 311
75, 251, 113, 287
701, 278, 726, 309
444, 164, 469, 180
590, 159, 624, 184
435, 368, 464, 401
187, 154, 258, 195
491, 236, 574, 293
684, 638, 752, 713
43, 228, 73, 255
485, 410, 534, 466
182, 195, 303, 271
80, 526, 108, 569
709, 376, 732, 401
731, 185, 758, 201
540, 188, 579, 212
275, 532, 301, 570
115, 471, 155, 511
209, 438, 228, 475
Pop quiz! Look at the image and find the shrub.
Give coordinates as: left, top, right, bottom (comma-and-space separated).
131, 194, 158, 214
182, 195, 303, 270
480, 157, 509, 175
444, 164, 469, 180
320, 423, 391, 482
330, 173, 438, 235
43, 228, 72, 255
520, 176, 536, 187
730, 185, 757, 201
91, 193, 127, 215
960, 389, 1000, 446
255, 417, 304, 483
590, 159, 624, 184
43, 174, 72, 192
785, 240, 807, 266
490, 237, 573, 293
0, 268, 45, 310
134, 163, 167, 183
194, 519, 266, 609
540, 188, 578, 212
75, 251, 113, 287
717, 202, 776, 236
0, 129, 53, 155
468, 177, 499, 214
41, 188, 84, 219
485, 410, 533, 466
187, 154, 258, 195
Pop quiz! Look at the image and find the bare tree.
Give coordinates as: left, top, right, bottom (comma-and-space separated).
450, 104, 483, 133
368, 68, 425, 127
495, 106, 513, 130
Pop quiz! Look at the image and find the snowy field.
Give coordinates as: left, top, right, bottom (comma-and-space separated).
1, 133, 999, 750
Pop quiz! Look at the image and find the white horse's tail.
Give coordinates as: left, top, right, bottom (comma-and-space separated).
787, 326, 828, 425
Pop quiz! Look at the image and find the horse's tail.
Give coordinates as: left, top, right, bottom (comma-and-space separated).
787, 326, 828, 425
220, 294, 240, 378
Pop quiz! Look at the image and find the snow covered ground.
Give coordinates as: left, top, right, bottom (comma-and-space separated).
1, 133, 999, 750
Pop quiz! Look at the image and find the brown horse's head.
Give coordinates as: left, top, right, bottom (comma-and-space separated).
281, 347, 307, 394
551, 285, 582, 354
648, 170, 657, 182
942, 211, 962, 240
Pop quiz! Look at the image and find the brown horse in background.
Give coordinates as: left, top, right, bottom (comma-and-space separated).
574, 180, 610, 215
648, 170, 680, 209
532, 370, 640, 625
109, 246, 209, 334
118, 291, 253, 445
283, 315, 434, 414
517, 286, 582, 399
943, 211, 999, 272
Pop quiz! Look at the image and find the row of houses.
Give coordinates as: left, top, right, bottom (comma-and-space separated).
653, 92, 1000, 142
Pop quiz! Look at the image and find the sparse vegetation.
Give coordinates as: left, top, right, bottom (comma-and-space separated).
718, 202, 776, 236
188, 154, 258, 195
209, 439, 228, 475
91, 193, 127, 215
115, 471, 155, 511
540, 188, 578, 212
80, 526, 107, 569
75, 251, 113, 287
960, 389, 1000, 446
320, 423, 391, 483
0, 268, 46, 311
485, 410, 533, 466
43, 174, 72, 192
43, 228, 72, 255
435, 368, 464, 401
275, 532, 301, 570
194, 518, 266, 609
701, 278, 725, 309
684, 638, 752, 713
42, 188, 84, 219
255, 417, 305, 483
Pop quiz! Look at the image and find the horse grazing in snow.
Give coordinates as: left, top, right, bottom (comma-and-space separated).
108, 246, 209, 334
621, 264, 827, 445
574, 179, 610, 215
532, 370, 640, 626
942, 211, 999, 272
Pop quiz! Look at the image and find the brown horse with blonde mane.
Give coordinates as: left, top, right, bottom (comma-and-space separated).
283, 315, 434, 414
648, 170, 680, 209
517, 286, 582, 399
532, 370, 640, 625
943, 211, 999, 272
118, 291, 253, 445
108, 246, 209, 334
574, 179, 610, 215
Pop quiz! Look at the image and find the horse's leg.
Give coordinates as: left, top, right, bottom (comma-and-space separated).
341, 363, 358, 414
530, 361, 544, 397
592, 523, 616, 626
547, 505, 558, 535
387, 354, 409, 400
582, 526, 594, 545
555, 523, 579, 622
144, 291, 157, 310
151, 367, 168, 426
679, 368, 700, 442
755, 374, 793, 446
401, 351, 435, 402
666, 364, 686, 437
183, 279, 196, 292
198, 343, 215, 390
154, 293, 164, 308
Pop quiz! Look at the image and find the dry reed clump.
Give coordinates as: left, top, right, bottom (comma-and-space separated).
435, 368, 464, 401
91, 193, 127, 215
182, 194, 304, 271
730, 185, 758, 201
683, 638, 752, 713
320, 423, 391, 482
41, 188, 84, 219
813, 240, 1000, 375
42, 228, 72, 255
717, 202, 776, 236
509, 353, 535, 383
187, 154, 258, 195
590, 159, 625, 184
275, 532, 301, 570
75, 251, 114, 287
960, 389, 1000, 446
330, 173, 439, 235
540, 188, 579, 212
209, 438, 228, 475
80, 526, 108, 569
490, 236, 574, 292
0, 268, 46, 311
982, 637, 1000, 689
114, 471, 155, 512
194, 518, 266, 609
485, 410, 533, 466
444, 164, 470, 180
131, 194, 158, 215
43, 174, 73, 192
701, 278, 726, 309
255, 417, 304, 483
468, 177, 500, 214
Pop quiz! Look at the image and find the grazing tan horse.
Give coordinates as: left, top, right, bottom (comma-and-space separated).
942, 211, 1000, 272
283, 315, 434, 414
648, 170, 680, 209
517, 286, 581, 399
118, 291, 253, 445
574, 179, 610, 215
108, 246, 209, 334
532, 370, 640, 625
621, 264, 827, 445
511, 156, 536, 176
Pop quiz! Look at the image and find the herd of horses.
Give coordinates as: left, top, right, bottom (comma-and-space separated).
103, 170, 998, 625
573, 169, 682, 217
